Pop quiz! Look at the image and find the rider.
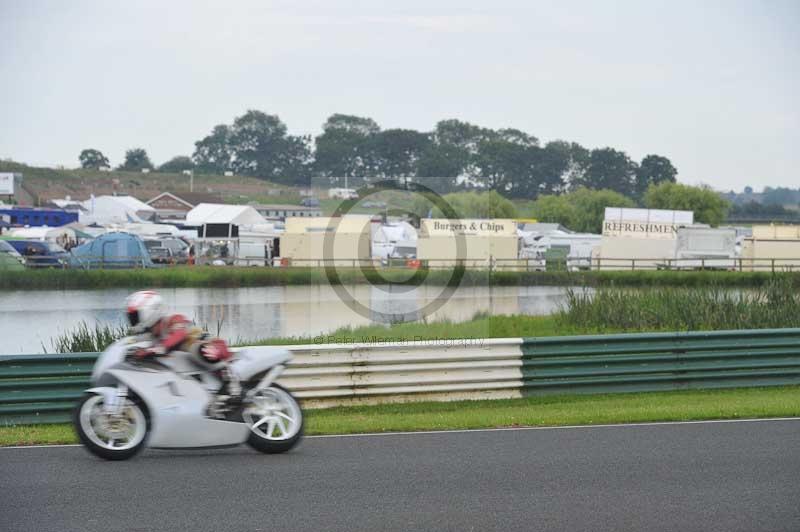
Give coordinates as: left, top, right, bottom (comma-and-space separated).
125, 290, 241, 403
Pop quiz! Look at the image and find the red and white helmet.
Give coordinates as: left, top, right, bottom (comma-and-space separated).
125, 290, 165, 333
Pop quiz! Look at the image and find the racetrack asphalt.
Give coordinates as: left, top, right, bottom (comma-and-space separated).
1, 419, 798, 532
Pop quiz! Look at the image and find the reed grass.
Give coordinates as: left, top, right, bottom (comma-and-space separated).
557, 278, 800, 331
46, 322, 128, 354
1, 267, 797, 291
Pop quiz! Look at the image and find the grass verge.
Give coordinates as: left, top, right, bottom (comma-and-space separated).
2, 385, 798, 446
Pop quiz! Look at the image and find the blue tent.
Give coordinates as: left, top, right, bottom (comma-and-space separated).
70, 232, 154, 269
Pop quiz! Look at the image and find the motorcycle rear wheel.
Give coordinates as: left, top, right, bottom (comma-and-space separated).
73, 392, 149, 461
243, 384, 303, 454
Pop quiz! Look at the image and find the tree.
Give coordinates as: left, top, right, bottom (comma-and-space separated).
569, 188, 636, 233
314, 114, 380, 182
414, 190, 517, 219
730, 201, 791, 217
274, 134, 313, 186
634, 154, 677, 198
643, 182, 730, 226
528, 194, 577, 229
415, 143, 465, 193
158, 156, 194, 173
496, 128, 539, 147
531, 144, 571, 196
762, 187, 800, 206
193, 125, 232, 174
227, 110, 311, 185
79, 149, 109, 170
473, 139, 530, 193
432, 119, 496, 180
471, 140, 571, 200
581, 148, 638, 196
118, 148, 153, 171
369, 129, 431, 182
322, 113, 380, 136
543, 141, 590, 191
531, 187, 635, 233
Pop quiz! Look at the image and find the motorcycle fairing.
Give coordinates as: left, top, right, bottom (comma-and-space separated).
107, 367, 249, 448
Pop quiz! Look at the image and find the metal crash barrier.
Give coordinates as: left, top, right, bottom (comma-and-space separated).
1, 328, 799, 425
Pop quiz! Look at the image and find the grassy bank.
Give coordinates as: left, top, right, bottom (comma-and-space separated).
1, 267, 797, 291
3, 385, 798, 446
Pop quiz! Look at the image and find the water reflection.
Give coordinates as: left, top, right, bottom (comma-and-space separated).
0, 285, 579, 353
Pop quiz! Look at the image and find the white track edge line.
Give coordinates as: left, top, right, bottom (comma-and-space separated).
3, 416, 799, 449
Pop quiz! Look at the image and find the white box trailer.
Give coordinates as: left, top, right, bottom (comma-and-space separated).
596, 236, 678, 270
417, 219, 522, 269
280, 216, 372, 266
675, 227, 736, 269
741, 225, 800, 271
596, 207, 694, 270
544, 232, 602, 270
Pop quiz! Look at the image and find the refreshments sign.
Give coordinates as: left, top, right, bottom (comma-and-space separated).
602, 207, 693, 240
602, 221, 679, 239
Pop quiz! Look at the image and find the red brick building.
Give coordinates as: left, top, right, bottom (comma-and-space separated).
146, 192, 221, 220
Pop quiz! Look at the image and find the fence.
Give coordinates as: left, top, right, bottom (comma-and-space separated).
246, 257, 800, 273
2, 328, 799, 425
6, 254, 800, 272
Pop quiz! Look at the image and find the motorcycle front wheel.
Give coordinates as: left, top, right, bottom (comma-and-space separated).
243, 384, 303, 454
73, 392, 149, 461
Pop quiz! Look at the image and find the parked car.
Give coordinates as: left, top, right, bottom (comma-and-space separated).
147, 246, 173, 264
301, 197, 320, 207
144, 238, 190, 265
0, 240, 25, 270
6, 239, 69, 268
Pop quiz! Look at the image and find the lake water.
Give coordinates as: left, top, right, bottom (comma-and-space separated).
0, 285, 581, 353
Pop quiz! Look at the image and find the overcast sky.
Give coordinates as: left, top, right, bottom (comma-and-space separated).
1, 0, 797, 191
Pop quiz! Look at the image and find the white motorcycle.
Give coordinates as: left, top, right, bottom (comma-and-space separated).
73, 337, 303, 460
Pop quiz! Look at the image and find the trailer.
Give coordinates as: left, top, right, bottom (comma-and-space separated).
741, 225, 800, 271
542, 231, 602, 270
674, 227, 737, 269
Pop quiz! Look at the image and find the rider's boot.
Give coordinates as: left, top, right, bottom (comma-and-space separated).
218, 366, 244, 407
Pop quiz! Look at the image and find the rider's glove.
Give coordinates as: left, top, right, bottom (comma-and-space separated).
135, 346, 166, 359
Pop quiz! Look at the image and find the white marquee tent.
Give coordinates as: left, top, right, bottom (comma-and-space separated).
80, 195, 155, 225
185, 204, 267, 226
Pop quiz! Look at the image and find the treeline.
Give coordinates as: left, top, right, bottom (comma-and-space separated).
78, 110, 678, 200
420, 182, 729, 233
722, 187, 800, 210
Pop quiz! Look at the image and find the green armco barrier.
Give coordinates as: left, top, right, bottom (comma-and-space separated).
2, 329, 800, 426
0, 353, 97, 425
519, 328, 800, 396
